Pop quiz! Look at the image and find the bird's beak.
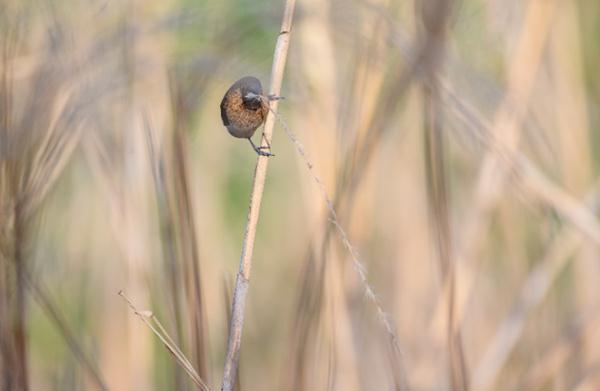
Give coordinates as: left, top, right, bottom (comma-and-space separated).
267, 94, 285, 101
244, 92, 284, 103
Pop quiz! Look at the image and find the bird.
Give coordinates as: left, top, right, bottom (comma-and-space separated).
220, 76, 282, 157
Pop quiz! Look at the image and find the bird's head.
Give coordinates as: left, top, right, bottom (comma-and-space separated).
242, 91, 263, 110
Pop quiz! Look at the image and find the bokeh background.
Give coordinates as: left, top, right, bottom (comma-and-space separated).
1, 0, 600, 390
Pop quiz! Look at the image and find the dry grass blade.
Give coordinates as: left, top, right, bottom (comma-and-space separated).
169, 69, 212, 383
273, 109, 405, 361
386, 12, 600, 375
172, 117, 209, 384
521, 307, 600, 389
141, 64, 213, 389
142, 112, 187, 388
472, 183, 600, 389
0, 17, 110, 388
435, 81, 600, 246
419, 1, 469, 388
366, 3, 600, 388
119, 291, 210, 391
220, 1, 296, 390
286, 9, 440, 388
274, 105, 411, 389
430, 0, 558, 343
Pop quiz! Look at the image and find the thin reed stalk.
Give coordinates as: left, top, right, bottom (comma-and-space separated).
220, 1, 296, 390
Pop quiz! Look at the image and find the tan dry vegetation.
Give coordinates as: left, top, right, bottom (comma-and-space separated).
1, 0, 600, 390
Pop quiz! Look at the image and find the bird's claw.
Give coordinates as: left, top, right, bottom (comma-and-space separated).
248, 137, 274, 157
256, 148, 275, 157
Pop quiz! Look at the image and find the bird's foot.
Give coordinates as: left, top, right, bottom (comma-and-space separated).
249, 137, 275, 157
255, 146, 275, 157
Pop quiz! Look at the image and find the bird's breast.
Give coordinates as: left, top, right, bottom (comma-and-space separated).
222, 89, 268, 138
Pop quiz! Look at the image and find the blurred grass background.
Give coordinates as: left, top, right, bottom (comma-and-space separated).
1, 0, 600, 390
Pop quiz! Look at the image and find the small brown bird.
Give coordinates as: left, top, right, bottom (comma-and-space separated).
220, 76, 282, 156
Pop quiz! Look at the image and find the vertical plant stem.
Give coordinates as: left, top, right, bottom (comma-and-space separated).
173, 129, 209, 383
143, 115, 186, 389
12, 199, 29, 391
220, 1, 296, 390
419, 0, 469, 389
